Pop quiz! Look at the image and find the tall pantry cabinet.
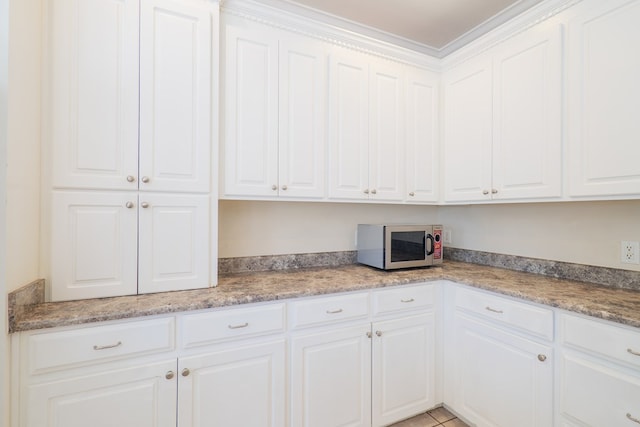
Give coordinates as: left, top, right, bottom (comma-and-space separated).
44, 0, 218, 301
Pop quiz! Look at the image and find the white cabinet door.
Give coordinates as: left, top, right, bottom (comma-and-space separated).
138, 193, 210, 294
368, 60, 405, 202
451, 313, 553, 427
49, 0, 139, 191
139, 0, 212, 193
223, 24, 279, 197
291, 323, 372, 427
372, 314, 436, 427
443, 57, 493, 202
51, 191, 138, 301
492, 25, 562, 200
328, 49, 370, 201
567, 0, 640, 197
178, 339, 286, 427
278, 37, 327, 199
405, 67, 439, 203
25, 359, 177, 427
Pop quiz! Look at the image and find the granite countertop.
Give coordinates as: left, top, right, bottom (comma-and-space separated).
9, 261, 640, 333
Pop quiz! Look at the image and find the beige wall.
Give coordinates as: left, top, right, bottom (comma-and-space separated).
219, 199, 640, 272
1, 0, 9, 421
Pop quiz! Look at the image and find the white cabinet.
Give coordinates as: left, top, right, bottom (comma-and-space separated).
443, 25, 562, 202
222, 23, 326, 199
559, 312, 640, 427
328, 49, 406, 202
445, 286, 554, 427
567, 0, 640, 198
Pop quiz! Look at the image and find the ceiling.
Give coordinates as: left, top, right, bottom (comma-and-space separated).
273, 0, 546, 57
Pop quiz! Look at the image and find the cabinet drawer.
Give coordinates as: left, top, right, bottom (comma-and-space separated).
561, 313, 640, 368
455, 287, 553, 340
289, 292, 369, 329
26, 317, 175, 374
181, 303, 285, 348
372, 284, 434, 316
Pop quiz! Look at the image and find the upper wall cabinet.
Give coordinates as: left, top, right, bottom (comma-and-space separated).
443, 24, 563, 203
49, 0, 212, 193
567, 0, 640, 198
221, 23, 327, 199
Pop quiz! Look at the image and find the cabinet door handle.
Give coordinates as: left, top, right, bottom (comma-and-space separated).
375, 330, 382, 337
627, 348, 640, 357
409, 192, 415, 197
326, 308, 343, 314
140, 202, 149, 209
228, 322, 249, 329
271, 184, 277, 191
165, 371, 175, 380
363, 189, 369, 194
181, 368, 190, 377
485, 306, 504, 314
366, 331, 372, 338
93, 341, 122, 351
125, 201, 134, 209
281, 185, 288, 191
141, 176, 150, 183
482, 190, 489, 195
371, 189, 377, 194
537, 354, 547, 362
126, 175, 136, 183
628, 413, 640, 425
401, 298, 415, 303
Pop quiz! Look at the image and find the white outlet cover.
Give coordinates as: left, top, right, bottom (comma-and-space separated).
621, 241, 640, 264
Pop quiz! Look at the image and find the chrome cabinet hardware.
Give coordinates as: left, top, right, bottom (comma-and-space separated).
409, 192, 415, 197
271, 185, 277, 191
491, 189, 498, 194
400, 298, 415, 303
126, 175, 135, 182
93, 341, 122, 351
281, 185, 287, 190
326, 308, 343, 314
628, 413, 640, 424
627, 348, 640, 357
181, 368, 190, 377
125, 202, 134, 209
482, 190, 489, 195
375, 330, 382, 337
363, 189, 369, 194
371, 189, 377, 194
366, 332, 372, 338
228, 322, 249, 329
141, 202, 149, 209
485, 306, 504, 314
165, 371, 175, 380
537, 354, 547, 362
141, 176, 150, 183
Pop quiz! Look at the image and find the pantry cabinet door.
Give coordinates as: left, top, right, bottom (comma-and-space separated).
49, 0, 139, 190
368, 59, 405, 202
139, 0, 212, 193
137, 193, 210, 294
443, 57, 493, 202
51, 191, 138, 301
25, 360, 177, 427
278, 37, 327, 199
492, 25, 563, 200
567, 0, 640, 197
328, 49, 370, 201
222, 24, 279, 197
177, 339, 286, 427
405, 67, 439, 203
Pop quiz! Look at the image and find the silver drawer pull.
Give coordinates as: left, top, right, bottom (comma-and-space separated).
326, 308, 343, 314
627, 348, 640, 357
401, 298, 415, 303
627, 413, 640, 424
228, 322, 249, 329
93, 341, 122, 351
485, 306, 504, 314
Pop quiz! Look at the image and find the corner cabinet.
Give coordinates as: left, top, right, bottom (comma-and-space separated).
44, 0, 218, 301
443, 24, 563, 203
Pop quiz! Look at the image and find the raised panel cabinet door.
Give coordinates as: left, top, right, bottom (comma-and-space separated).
368, 59, 405, 202
278, 36, 328, 199
137, 193, 210, 294
139, 0, 214, 193
177, 339, 286, 427
372, 314, 436, 427
405, 66, 439, 203
291, 323, 372, 427
328, 49, 370, 200
50, 191, 138, 301
492, 24, 563, 200
222, 24, 279, 197
452, 313, 553, 427
567, 0, 640, 197
25, 359, 177, 427
443, 57, 493, 202
49, 0, 139, 190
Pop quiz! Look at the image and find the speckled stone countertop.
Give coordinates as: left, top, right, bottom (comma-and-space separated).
9, 261, 640, 333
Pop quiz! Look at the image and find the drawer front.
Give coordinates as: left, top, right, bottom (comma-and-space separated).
561, 352, 640, 427
455, 286, 553, 340
26, 317, 175, 374
561, 313, 640, 368
181, 303, 285, 348
372, 284, 435, 316
289, 292, 370, 329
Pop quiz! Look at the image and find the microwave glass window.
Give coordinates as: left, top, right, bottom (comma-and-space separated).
390, 231, 426, 262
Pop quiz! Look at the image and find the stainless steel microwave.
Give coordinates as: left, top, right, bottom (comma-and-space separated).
356, 224, 443, 270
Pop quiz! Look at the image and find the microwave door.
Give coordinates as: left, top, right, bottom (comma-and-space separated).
386, 228, 429, 268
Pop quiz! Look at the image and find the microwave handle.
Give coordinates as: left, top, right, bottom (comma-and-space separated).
425, 233, 435, 256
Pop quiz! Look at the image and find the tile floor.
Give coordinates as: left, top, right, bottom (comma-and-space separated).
389, 407, 471, 427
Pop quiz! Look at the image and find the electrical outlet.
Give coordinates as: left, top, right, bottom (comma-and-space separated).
443, 230, 452, 244
621, 241, 640, 264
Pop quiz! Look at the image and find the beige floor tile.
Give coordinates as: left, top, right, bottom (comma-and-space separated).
427, 407, 456, 423
389, 412, 440, 427
442, 417, 471, 427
